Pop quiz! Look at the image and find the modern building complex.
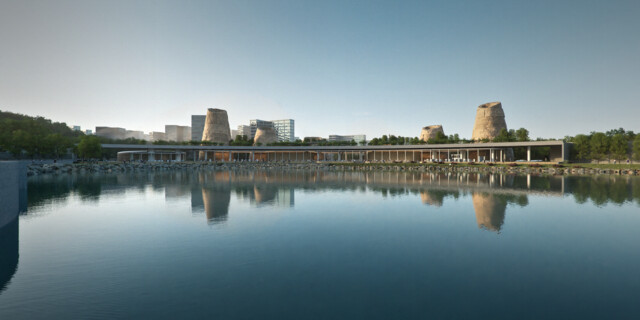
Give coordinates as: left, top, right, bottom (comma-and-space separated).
329, 134, 366, 144
248, 119, 295, 142
191, 115, 206, 141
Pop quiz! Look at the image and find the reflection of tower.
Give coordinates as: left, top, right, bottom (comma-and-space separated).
253, 185, 277, 205
191, 185, 205, 213
472, 193, 507, 232
0, 218, 18, 295
420, 190, 444, 207
251, 185, 295, 208
202, 186, 231, 225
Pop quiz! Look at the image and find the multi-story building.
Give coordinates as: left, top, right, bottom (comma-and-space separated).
328, 134, 366, 144
249, 120, 274, 140
248, 119, 295, 142
125, 130, 145, 140
191, 115, 206, 141
95, 127, 127, 140
237, 125, 251, 139
272, 119, 295, 142
150, 131, 166, 141
72, 125, 81, 131
165, 125, 191, 142
85, 129, 93, 135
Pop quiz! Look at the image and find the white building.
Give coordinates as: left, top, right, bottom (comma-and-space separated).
248, 119, 295, 142
328, 134, 366, 144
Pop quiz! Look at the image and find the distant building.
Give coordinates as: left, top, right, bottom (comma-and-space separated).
230, 129, 240, 140
329, 134, 366, 144
237, 125, 251, 139
72, 125, 81, 131
85, 129, 93, 135
249, 120, 274, 140
125, 130, 145, 140
248, 119, 295, 142
165, 125, 191, 142
272, 119, 295, 142
191, 115, 206, 141
95, 127, 126, 140
150, 131, 166, 141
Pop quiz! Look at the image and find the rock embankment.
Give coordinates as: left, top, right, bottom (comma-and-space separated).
25, 162, 640, 176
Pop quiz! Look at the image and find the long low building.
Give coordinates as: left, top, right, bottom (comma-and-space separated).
105, 140, 570, 163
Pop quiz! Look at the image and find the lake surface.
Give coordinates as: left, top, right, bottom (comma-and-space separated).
1, 170, 640, 319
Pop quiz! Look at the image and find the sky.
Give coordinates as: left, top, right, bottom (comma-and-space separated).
1, 0, 639, 139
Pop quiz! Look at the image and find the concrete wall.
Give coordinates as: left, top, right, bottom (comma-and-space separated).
0, 161, 27, 229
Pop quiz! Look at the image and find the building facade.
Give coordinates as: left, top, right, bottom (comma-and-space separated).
191, 115, 206, 141
248, 119, 295, 142
165, 125, 191, 142
329, 134, 366, 144
272, 119, 295, 142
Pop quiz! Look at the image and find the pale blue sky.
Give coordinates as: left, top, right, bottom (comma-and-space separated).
1, 0, 639, 139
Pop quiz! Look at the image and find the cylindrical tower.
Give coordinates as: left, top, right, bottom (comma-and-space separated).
253, 127, 278, 146
419, 125, 445, 142
471, 102, 507, 141
201, 108, 231, 144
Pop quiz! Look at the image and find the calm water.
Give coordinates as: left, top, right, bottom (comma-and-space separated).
1, 170, 640, 319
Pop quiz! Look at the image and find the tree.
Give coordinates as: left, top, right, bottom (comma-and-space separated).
492, 128, 513, 142
590, 132, 610, 163
77, 135, 102, 159
573, 134, 591, 161
633, 135, 640, 161
609, 133, 628, 161
515, 128, 530, 142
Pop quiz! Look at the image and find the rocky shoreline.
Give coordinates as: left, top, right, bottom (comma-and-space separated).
25, 161, 640, 177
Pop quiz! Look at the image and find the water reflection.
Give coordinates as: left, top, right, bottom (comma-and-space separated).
0, 162, 25, 296
22, 171, 640, 231
0, 219, 18, 295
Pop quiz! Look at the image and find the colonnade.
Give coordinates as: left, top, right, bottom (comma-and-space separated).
195, 148, 513, 162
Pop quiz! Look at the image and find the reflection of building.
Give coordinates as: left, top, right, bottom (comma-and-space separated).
472, 193, 507, 232
0, 162, 23, 294
0, 218, 18, 294
420, 190, 444, 207
202, 187, 231, 225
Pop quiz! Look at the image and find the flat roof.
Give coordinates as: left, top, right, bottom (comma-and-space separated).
103, 140, 566, 151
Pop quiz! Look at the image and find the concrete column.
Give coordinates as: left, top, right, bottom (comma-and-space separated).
229, 152, 232, 162
527, 146, 531, 161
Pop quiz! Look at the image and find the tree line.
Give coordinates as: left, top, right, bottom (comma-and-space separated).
566, 128, 639, 163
